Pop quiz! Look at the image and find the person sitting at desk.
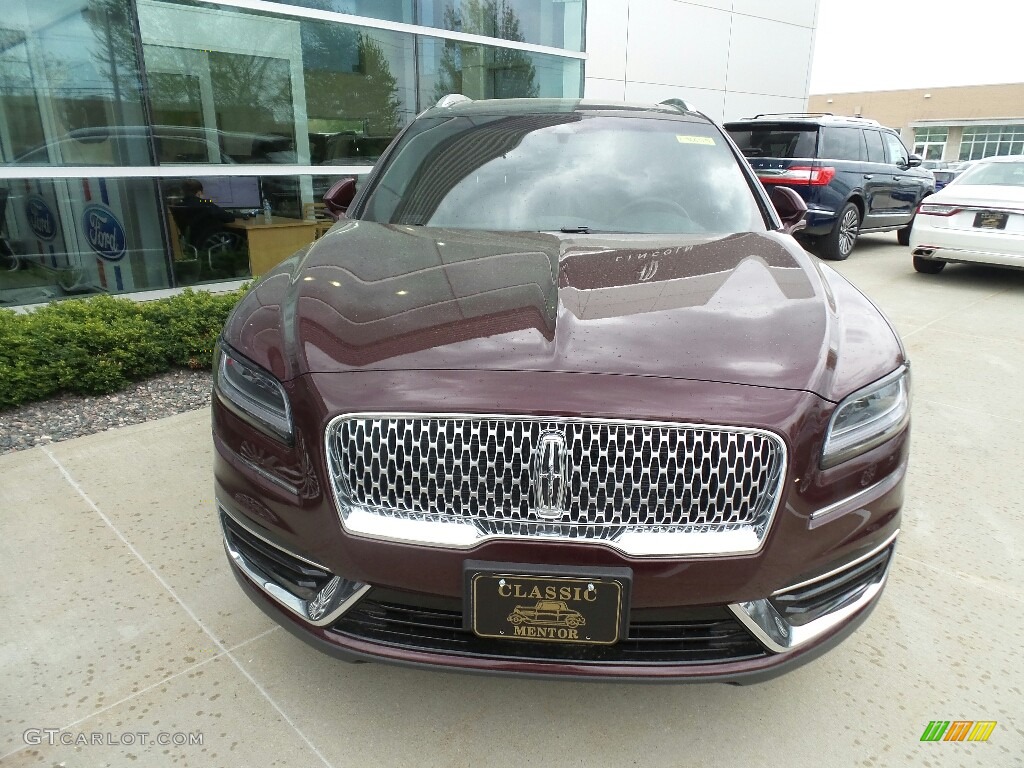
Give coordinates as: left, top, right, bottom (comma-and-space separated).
172, 179, 239, 254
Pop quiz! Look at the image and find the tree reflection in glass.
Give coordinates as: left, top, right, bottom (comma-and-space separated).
435, 1, 539, 101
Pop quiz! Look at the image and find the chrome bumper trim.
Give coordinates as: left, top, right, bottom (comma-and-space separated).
772, 529, 900, 595
913, 245, 1024, 267
810, 461, 907, 525
728, 530, 898, 654
219, 504, 369, 626
337, 507, 767, 557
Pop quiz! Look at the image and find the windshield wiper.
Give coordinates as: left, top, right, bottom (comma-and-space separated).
556, 226, 644, 235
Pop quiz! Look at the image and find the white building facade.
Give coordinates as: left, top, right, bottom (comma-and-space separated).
585, 0, 819, 122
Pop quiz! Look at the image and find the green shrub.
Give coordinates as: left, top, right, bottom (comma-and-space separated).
0, 287, 249, 410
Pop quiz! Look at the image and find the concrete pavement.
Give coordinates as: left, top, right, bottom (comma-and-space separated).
1, 234, 1022, 767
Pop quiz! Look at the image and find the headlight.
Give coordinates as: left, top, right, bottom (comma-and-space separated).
822, 367, 909, 469
214, 340, 293, 442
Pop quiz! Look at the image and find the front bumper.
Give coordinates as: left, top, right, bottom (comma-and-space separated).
220, 502, 898, 682
212, 368, 907, 681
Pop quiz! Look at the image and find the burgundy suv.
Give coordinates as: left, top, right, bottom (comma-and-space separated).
212, 97, 909, 682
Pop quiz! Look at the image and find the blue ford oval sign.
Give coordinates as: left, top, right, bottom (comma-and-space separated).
25, 196, 57, 242
82, 204, 126, 262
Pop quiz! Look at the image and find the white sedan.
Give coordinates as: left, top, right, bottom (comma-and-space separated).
909, 155, 1024, 273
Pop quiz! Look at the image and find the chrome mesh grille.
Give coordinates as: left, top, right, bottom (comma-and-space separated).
326, 415, 786, 547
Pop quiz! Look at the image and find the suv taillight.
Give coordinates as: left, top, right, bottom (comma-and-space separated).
758, 166, 836, 186
918, 203, 960, 216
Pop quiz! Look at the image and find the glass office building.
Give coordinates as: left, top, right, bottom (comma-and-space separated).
0, 0, 584, 305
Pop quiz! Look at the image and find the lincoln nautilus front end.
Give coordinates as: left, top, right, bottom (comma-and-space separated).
212, 97, 909, 682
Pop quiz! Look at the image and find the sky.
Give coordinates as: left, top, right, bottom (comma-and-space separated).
809, 0, 1024, 94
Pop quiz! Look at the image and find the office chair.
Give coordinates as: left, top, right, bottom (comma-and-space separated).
168, 205, 242, 270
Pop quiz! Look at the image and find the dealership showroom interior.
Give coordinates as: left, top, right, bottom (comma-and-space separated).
1, 0, 1022, 765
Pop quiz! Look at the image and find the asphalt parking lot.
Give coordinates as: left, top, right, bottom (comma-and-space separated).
1, 233, 1022, 768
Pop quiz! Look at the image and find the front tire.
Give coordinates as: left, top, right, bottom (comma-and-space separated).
913, 256, 946, 274
820, 203, 860, 260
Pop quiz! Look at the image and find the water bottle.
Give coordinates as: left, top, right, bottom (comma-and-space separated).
262, 198, 272, 224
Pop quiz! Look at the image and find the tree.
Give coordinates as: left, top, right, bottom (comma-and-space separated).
347, 35, 402, 136
301, 17, 403, 138
433, 0, 539, 102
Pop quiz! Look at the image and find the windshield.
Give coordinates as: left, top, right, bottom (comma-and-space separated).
360, 114, 766, 235
955, 160, 1024, 187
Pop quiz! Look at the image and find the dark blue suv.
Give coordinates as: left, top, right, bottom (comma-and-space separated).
724, 114, 934, 259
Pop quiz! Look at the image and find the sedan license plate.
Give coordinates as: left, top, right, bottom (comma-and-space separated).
466, 563, 631, 645
974, 211, 1008, 230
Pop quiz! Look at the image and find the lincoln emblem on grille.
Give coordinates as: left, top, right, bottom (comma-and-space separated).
532, 430, 568, 520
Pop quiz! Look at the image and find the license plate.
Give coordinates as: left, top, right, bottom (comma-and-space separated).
465, 563, 631, 645
974, 211, 1008, 229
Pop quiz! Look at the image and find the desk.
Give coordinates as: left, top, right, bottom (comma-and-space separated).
225, 216, 320, 275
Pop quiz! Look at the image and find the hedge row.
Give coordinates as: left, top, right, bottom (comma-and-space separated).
0, 288, 248, 409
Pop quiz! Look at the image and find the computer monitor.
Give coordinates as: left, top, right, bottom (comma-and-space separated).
194, 176, 261, 209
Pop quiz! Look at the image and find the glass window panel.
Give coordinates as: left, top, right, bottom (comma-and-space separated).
0, 171, 370, 305
418, 36, 581, 103
262, 1, 584, 52
209, 51, 297, 158
722, 126, 818, 159
0, 175, 171, 304
301, 22, 417, 164
881, 132, 908, 166
914, 127, 947, 142
820, 126, 865, 161
149, 72, 203, 130
1, 0, 149, 167
418, 0, 583, 51
280, 0, 415, 24
162, 173, 355, 280
0, 29, 47, 160
864, 129, 886, 163
139, 2, 417, 166
958, 125, 1024, 160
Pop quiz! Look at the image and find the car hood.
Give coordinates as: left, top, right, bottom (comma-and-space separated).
225, 221, 903, 402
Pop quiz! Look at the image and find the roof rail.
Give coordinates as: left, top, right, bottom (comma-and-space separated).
752, 112, 833, 119
838, 116, 882, 126
659, 98, 697, 114
747, 111, 882, 126
435, 94, 473, 109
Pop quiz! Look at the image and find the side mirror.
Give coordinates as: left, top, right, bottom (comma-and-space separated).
323, 178, 357, 220
769, 186, 807, 235
907, 154, 923, 168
